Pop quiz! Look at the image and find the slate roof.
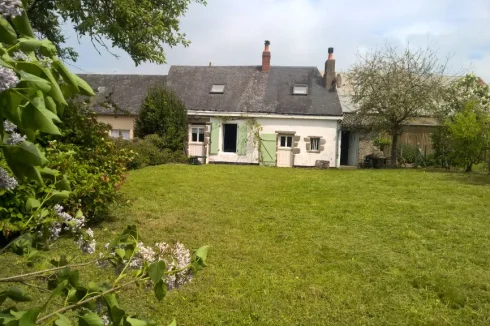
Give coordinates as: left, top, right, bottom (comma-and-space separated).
78, 74, 167, 115
166, 66, 343, 117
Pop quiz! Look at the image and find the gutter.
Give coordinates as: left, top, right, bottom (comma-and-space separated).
187, 110, 343, 121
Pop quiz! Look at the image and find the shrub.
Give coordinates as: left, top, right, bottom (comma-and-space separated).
398, 143, 418, 163
45, 141, 135, 221
134, 85, 188, 152
115, 134, 188, 169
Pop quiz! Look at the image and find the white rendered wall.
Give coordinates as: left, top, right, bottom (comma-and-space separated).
207, 117, 341, 167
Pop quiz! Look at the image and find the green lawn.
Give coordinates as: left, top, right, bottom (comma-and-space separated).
5, 165, 490, 325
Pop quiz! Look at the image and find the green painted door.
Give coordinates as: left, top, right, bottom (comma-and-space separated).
209, 122, 219, 155
259, 134, 276, 166
237, 124, 248, 155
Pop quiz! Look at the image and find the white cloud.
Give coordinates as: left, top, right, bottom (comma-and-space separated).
63, 0, 490, 81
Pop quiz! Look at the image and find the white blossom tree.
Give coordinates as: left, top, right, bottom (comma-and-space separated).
348, 43, 449, 166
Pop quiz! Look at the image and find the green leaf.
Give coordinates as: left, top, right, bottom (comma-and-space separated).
103, 292, 119, 308
44, 279, 68, 308
195, 245, 209, 264
44, 95, 57, 114
55, 175, 71, 191
126, 317, 149, 326
2, 287, 31, 302
40, 167, 60, 177
52, 58, 79, 92
0, 91, 23, 127
148, 261, 165, 284
50, 190, 71, 202
16, 62, 67, 105
17, 38, 48, 53
153, 279, 166, 301
50, 255, 69, 267
0, 18, 17, 44
167, 318, 177, 326
15, 62, 44, 77
19, 70, 51, 92
11, 11, 34, 38
19, 309, 40, 326
115, 248, 125, 259
79, 312, 104, 326
43, 68, 67, 105
21, 91, 61, 135
25, 198, 40, 211
109, 306, 125, 325
55, 313, 73, 326
2, 141, 47, 166
39, 41, 57, 58
0, 311, 16, 324
73, 74, 96, 96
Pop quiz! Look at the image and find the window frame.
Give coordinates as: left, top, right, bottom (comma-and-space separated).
292, 84, 308, 96
110, 129, 130, 140
210, 84, 225, 94
310, 137, 320, 151
279, 135, 293, 149
190, 126, 205, 143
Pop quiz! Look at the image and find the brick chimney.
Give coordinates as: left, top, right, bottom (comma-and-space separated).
324, 47, 336, 89
262, 40, 271, 72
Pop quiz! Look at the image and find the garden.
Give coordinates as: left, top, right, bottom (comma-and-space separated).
4, 165, 490, 325
1, 1, 490, 325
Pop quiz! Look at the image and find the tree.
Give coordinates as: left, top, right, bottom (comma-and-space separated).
433, 74, 490, 172
348, 44, 448, 166
26, 0, 206, 64
445, 101, 490, 172
134, 85, 188, 152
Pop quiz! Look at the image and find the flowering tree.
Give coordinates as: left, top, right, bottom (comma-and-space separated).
348, 43, 448, 166
0, 2, 209, 324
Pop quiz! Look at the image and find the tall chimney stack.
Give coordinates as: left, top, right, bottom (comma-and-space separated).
262, 40, 271, 72
325, 47, 336, 89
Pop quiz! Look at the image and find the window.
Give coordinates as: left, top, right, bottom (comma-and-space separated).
310, 137, 320, 151
210, 84, 225, 94
223, 124, 238, 152
110, 129, 130, 140
280, 135, 293, 148
293, 84, 308, 95
191, 127, 205, 143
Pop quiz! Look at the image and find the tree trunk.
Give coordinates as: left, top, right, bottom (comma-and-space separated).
465, 163, 472, 172
391, 134, 399, 167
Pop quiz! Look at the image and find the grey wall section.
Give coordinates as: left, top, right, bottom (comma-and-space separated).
347, 132, 359, 166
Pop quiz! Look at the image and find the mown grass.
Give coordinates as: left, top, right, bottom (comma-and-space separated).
3, 165, 490, 325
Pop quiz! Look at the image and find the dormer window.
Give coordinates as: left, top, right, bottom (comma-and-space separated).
293, 84, 308, 95
210, 84, 225, 94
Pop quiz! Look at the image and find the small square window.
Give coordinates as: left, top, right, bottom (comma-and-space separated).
191, 127, 205, 143
293, 84, 308, 95
210, 84, 225, 94
280, 135, 293, 148
310, 137, 320, 151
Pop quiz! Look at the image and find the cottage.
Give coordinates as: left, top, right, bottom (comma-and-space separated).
167, 42, 343, 167
81, 41, 344, 168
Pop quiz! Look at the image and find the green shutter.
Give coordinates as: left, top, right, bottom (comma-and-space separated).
210, 123, 219, 155
237, 124, 248, 155
259, 134, 276, 166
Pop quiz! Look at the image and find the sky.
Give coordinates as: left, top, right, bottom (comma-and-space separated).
63, 0, 490, 81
